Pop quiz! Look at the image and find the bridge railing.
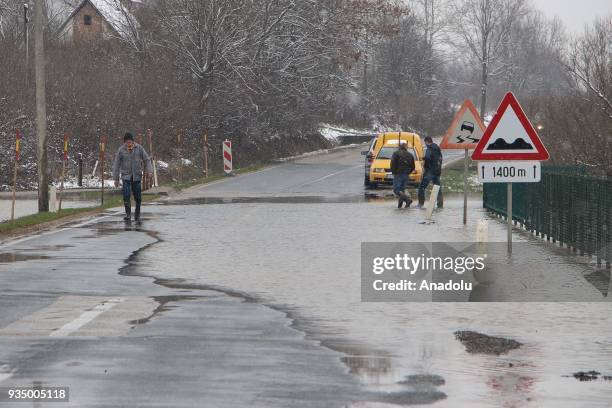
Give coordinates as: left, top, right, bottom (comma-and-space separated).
483, 165, 612, 269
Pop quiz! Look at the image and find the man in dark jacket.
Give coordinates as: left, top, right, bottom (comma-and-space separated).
112, 132, 153, 221
390, 141, 415, 208
417, 136, 443, 208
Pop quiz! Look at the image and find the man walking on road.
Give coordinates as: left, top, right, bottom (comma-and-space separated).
417, 136, 443, 209
113, 132, 153, 221
391, 141, 415, 209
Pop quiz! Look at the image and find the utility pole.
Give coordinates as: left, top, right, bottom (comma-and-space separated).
34, 0, 49, 212
24, 3, 29, 87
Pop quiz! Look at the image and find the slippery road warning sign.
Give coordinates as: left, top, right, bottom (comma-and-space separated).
471, 92, 549, 161
440, 99, 485, 149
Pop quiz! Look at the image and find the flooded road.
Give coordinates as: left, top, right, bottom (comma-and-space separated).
0, 146, 610, 407
0, 199, 97, 222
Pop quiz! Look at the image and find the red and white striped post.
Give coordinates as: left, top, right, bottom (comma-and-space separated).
223, 139, 233, 175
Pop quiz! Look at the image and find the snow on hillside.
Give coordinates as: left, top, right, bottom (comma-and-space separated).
318, 123, 374, 144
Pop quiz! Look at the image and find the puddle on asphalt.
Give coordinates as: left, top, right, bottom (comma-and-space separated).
130, 295, 201, 325
0, 253, 50, 263
13, 244, 74, 252
163, 193, 397, 205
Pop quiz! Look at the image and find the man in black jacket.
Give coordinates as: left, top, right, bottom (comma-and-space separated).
417, 136, 443, 208
390, 141, 415, 208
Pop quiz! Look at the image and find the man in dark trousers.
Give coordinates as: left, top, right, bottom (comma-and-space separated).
112, 132, 153, 221
390, 141, 415, 208
417, 136, 443, 209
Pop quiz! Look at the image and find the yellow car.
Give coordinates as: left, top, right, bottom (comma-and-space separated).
365, 132, 424, 188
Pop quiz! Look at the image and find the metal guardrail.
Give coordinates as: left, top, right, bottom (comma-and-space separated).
483, 165, 612, 269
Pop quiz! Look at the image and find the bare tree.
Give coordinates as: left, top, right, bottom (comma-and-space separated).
449, 0, 527, 117
565, 15, 612, 119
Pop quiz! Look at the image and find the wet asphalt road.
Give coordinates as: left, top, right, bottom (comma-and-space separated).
0, 146, 611, 407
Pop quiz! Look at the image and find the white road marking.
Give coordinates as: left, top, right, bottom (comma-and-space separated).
0, 365, 12, 383
181, 165, 280, 194
0, 364, 13, 383
49, 298, 124, 338
294, 164, 363, 188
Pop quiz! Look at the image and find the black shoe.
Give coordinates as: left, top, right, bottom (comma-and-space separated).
404, 198, 413, 208
123, 204, 131, 221
397, 198, 405, 208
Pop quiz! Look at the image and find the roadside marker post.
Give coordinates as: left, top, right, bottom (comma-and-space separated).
137, 132, 147, 189
49, 185, 57, 212
99, 136, 106, 206
58, 133, 69, 211
147, 129, 158, 187
440, 100, 486, 225
177, 129, 183, 183
425, 185, 441, 221
77, 153, 83, 187
203, 129, 209, 178
10, 129, 21, 222
223, 140, 233, 175
472, 92, 550, 255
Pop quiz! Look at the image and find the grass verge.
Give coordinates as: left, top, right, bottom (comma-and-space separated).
441, 157, 482, 194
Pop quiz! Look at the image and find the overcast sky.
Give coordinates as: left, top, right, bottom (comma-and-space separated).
530, 0, 612, 34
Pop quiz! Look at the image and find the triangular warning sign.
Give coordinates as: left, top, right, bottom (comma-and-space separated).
440, 99, 485, 149
472, 92, 549, 161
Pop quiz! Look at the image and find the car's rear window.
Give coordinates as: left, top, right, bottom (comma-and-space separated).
377, 147, 416, 160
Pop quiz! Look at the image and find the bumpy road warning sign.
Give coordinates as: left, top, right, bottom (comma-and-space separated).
472, 92, 549, 161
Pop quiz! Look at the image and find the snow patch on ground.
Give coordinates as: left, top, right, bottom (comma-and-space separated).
51, 177, 115, 189
318, 123, 374, 144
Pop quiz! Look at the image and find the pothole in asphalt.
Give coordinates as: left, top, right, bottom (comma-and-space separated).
455, 330, 523, 355
563, 371, 612, 382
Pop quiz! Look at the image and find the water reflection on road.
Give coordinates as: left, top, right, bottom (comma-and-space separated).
130, 195, 612, 408
0, 199, 97, 222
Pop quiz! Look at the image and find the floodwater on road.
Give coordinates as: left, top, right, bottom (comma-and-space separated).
0, 199, 97, 222
2, 147, 608, 407
128, 194, 612, 408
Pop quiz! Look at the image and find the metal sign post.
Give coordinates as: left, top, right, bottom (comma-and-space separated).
507, 183, 513, 255
463, 148, 469, 225
440, 100, 486, 225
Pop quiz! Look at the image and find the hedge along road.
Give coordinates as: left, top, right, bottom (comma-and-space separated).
0, 145, 610, 407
